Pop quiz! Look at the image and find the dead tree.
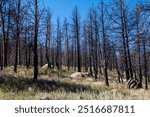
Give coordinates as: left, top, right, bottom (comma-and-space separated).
83, 20, 89, 72
135, 7, 143, 88
72, 6, 81, 72
45, 10, 52, 68
14, 0, 21, 72
87, 9, 93, 76
33, 0, 38, 80
142, 36, 148, 90
101, 0, 109, 86
0, 1, 8, 69
93, 8, 99, 80
119, 0, 130, 80
63, 18, 70, 70
56, 18, 62, 69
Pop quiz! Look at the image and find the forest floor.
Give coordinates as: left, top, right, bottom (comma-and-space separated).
0, 66, 150, 100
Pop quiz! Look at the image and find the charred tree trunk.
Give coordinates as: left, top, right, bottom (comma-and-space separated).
5, 1, 11, 67
135, 9, 143, 87
143, 39, 148, 89
120, 0, 130, 80
40, 44, 43, 67
72, 7, 81, 72
123, 8, 133, 80
14, 0, 21, 72
33, 0, 38, 80
93, 9, 99, 80
45, 11, 52, 68
63, 18, 70, 70
56, 18, 62, 69
101, 1, 109, 86
0, 42, 2, 70
83, 21, 89, 72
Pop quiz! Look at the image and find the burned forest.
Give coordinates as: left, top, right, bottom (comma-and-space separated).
0, 0, 150, 99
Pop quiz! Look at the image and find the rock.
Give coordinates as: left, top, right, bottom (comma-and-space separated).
28, 87, 33, 92
70, 72, 81, 79
54, 68, 58, 72
70, 72, 92, 79
14, 75, 18, 78
85, 78, 93, 82
42, 64, 48, 69
81, 72, 89, 77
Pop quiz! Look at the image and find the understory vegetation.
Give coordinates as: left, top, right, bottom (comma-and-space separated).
0, 66, 150, 100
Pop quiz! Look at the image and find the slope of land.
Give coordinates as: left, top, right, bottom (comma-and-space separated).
0, 66, 149, 100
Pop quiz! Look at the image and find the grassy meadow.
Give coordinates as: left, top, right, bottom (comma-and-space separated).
0, 66, 150, 100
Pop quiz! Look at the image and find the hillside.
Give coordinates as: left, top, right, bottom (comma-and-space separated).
0, 66, 150, 100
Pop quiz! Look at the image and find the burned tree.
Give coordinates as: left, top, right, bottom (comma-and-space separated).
33, 0, 38, 80
45, 10, 52, 68
63, 18, 70, 70
56, 18, 62, 69
100, 0, 109, 86
14, 0, 21, 72
72, 6, 81, 72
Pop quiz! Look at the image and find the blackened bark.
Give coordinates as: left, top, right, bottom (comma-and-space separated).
33, 0, 38, 80
135, 9, 143, 87
14, 0, 21, 72
73, 7, 81, 72
120, 0, 130, 80
143, 40, 148, 89
101, 1, 109, 86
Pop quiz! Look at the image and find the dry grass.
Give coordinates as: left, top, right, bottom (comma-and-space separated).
0, 66, 33, 78
0, 66, 150, 100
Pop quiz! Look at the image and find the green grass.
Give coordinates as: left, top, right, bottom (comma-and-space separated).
0, 66, 150, 100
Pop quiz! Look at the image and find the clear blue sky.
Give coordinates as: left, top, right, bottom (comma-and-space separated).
41, 0, 139, 23
42, 0, 101, 22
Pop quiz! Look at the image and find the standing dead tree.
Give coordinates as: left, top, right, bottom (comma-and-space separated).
63, 18, 70, 70
33, 0, 38, 80
83, 20, 89, 73
100, 0, 109, 86
56, 18, 62, 69
45, 10, 52, 68
72, 6, 81, 72
0, 0, 11, 69
135, 7, 143, 88
14, 0, 21, 72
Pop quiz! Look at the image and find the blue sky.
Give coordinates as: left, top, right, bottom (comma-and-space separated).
42, 0, 100, 22
41, 0, 138, 23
